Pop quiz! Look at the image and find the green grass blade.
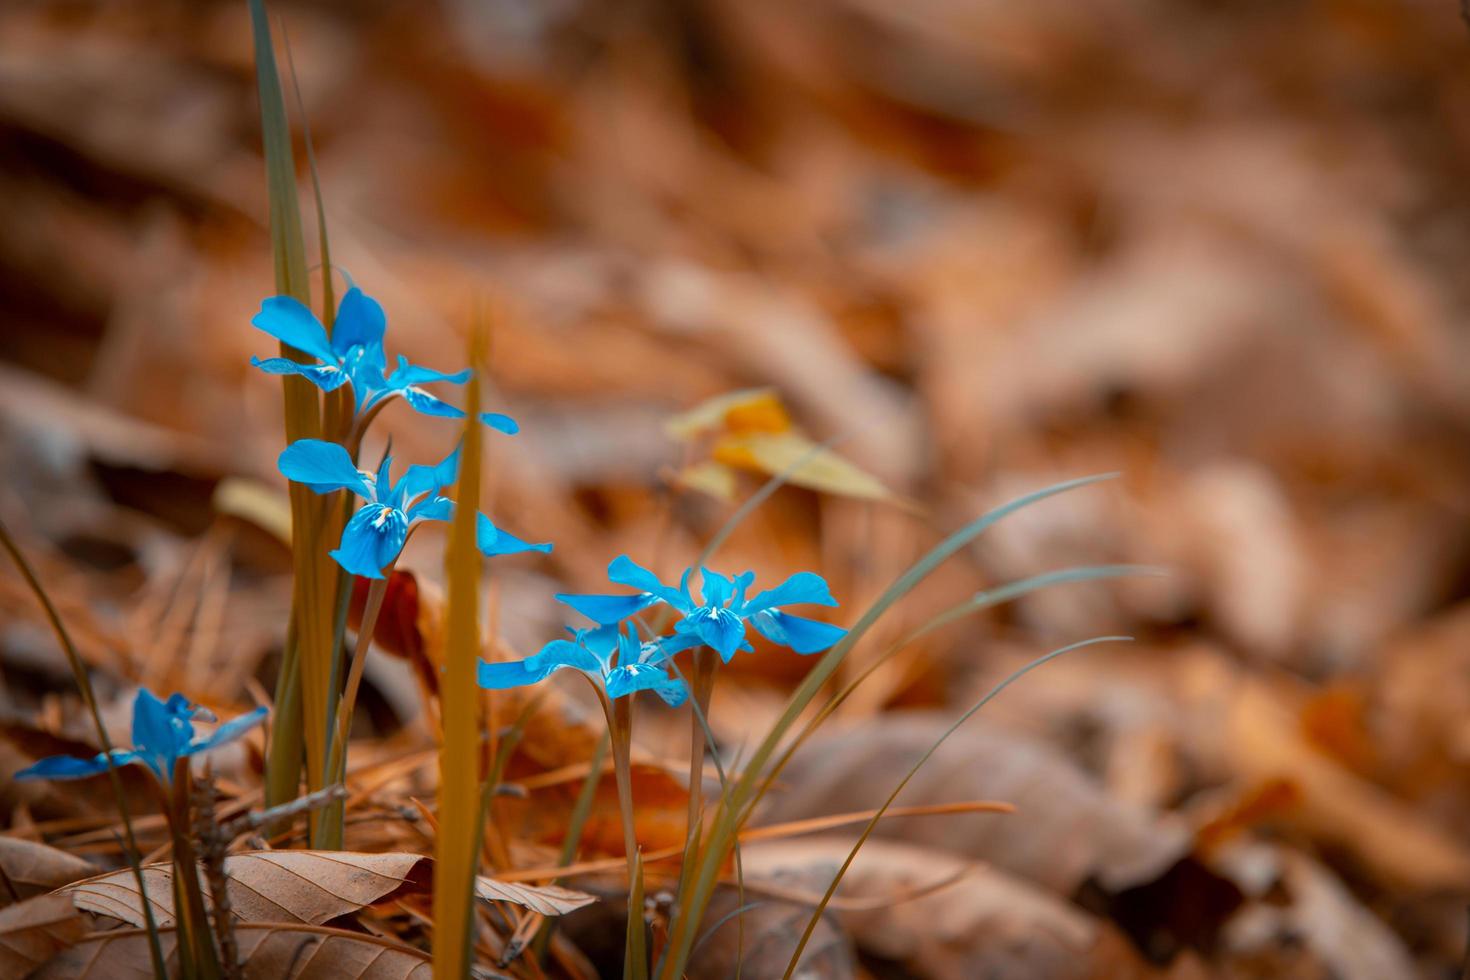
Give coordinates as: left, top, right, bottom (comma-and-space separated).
248, 0, 334, 826
780, 636, 1130, 976
656, 473, 1119, 974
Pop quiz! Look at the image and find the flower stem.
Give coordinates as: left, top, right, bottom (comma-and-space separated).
171, 759, 222, 980
604, 691, 648, 980
315, 569, 391, 849
684, 648, 717, 847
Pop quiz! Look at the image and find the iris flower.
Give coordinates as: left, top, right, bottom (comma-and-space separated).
250, 287, 517, 432
278, 438, 551, 579
478, 623, 697, 706
556, 555, 847, 661
15, 689, 267, 783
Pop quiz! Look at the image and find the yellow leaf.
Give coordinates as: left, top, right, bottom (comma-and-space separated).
674, 461, 740, 502
712, 431, 901, 505
212, 477, 293, 545
664, 388, 790, 441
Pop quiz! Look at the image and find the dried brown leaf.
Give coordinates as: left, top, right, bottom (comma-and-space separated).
473, 877, 596, 916
32, 923, 432, 978
0, 893, 88, 977
0, 838, 97, 906
59, 851, 430, 928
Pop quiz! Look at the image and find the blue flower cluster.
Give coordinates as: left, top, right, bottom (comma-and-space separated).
478, 555, 847, 704
251, 288, 516, 431
16, 689, 267, 783
254, 287, 549, 579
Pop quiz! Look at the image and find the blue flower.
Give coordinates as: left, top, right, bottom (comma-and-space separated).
478, 623, 698, 706
250, 287, 518, 432
556, 556, 847, 662
15, 689, 267, 783
278, 438, 552, 578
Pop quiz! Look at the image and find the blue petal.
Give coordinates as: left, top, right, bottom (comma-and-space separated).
396, 443, 462, 506
251, 296, 335, 363
401, 386, 466, 419
250, 357, 351, 393
477, 639, 603, 690
479, 413, 519, 435
389, 356, 472, 387
641, 630, 702, 665
278, 440, 373, 498
576, 624, 621, 669
131, 689, 192, 766
185, 707, 268, 758
740, 572, 839, 616
342, 345, 388, 407
330, 504, 408, 579
605, 664, 688, 707
683, 607, 746, 662
408, 496, 453, 523
607, 556, 692, 613
749, 610, 847, 655
15, 749, 142, 781
330, 287, 387, 358
699, 568, 734, 608
555, 592, 661, 626
476, 513, 553, 558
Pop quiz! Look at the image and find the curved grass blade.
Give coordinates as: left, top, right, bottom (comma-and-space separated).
656, 473, 1119, 973
780, 635, 1131, 976
0, 519, 167, 979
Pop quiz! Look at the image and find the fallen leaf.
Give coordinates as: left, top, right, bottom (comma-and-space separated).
59, 851, 430, 927
0, 893, 88, 977
738, 836, 1150, 980
31, 923, 432, 978
0, 838, 97, 905
473, 877, 596, 916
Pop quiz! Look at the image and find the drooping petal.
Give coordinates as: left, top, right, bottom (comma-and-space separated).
330, 287, 387, 358
476, 513, 553, 558
739, 572, 839, 616
278, 440, 373, 498
605, 663, 688, 707
14, 749, 141, 781
477, 640, 602, 690
185, 707, 269, 758
388, 356, 472, 388
479, 412, 519, 434
607, 556, 693, 613
249, 357, 351, 392
330, 504, 409, 579
680, 606, 746, 662
749, 610, 847, 655
251, 296, 336, 363
408, 496, 453, 523
555, 592, 661, 626
400, 386, 466, 419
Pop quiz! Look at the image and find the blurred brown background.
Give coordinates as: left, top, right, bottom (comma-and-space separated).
4, 0, 1470, 976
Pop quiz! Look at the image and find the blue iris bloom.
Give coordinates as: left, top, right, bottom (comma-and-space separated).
556, 556, 847, 662
278, 438, 551, 579
250, 287, 518, 433
478, 623, 698, 706
15, 689, 267, 783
